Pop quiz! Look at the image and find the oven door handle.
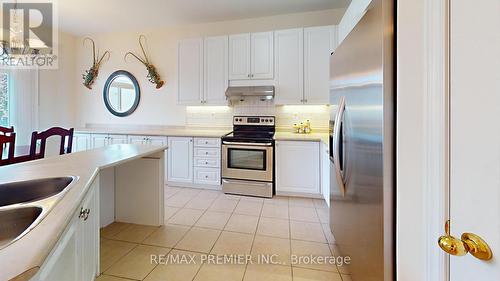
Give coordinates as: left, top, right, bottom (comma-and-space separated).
222, 179, 272, 187
222, 141, 273, 147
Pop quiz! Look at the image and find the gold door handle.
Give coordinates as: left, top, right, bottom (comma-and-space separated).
438, 220, 492, 260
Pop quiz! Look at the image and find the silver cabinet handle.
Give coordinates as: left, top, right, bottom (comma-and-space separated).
79, 207, 91, 221
333, 96, 346, 196
247, 74, 251, 78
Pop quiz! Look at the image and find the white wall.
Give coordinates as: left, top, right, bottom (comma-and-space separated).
39, 31, 78, 130
337, 0, 372, 44
73, 9, 344, 127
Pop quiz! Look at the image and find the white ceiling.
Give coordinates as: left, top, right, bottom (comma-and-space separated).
58, 0, 350, 35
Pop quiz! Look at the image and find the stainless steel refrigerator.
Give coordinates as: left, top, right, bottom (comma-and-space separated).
329, 0, 394, 280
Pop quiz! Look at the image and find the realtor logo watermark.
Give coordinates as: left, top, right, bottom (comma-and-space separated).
1, 0, 58, 69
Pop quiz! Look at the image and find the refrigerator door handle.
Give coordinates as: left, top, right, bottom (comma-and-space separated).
333, 96, 346, 196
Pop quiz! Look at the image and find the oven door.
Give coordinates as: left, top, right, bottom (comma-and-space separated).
222, 142, 273, 182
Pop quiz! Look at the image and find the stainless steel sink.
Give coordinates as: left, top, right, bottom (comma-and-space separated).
0, 177, 74, 207
0, 176, 77, 249
0, 207, 43, 248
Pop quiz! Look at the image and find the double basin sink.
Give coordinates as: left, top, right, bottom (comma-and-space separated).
0, 177, 76, 249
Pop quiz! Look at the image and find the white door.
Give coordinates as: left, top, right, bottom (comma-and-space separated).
229, 34, 251, 80
204, 36, 228, 104
148, 136, 169, 184
251, 31, 274, 79
91, 134, 109, 148
72, 133, 91, 152
304, 26, 336, 104
274, 28, 304, 105
167, 137, 193, 183
448, 0, 500, 280
276, 141, 320, 194
178, 38, 204, 105
128, 135, 148, 145
80, 182, 98, 281
108, 134, 128, 145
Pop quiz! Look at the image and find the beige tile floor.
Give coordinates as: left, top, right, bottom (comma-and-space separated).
97, 186, 351, 281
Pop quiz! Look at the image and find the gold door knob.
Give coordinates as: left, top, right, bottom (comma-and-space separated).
438, 220, 492, 261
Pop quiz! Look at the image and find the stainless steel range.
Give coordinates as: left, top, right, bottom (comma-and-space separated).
221, 116, 275, 198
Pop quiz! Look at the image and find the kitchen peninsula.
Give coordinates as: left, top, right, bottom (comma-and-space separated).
0, 144, 167, 281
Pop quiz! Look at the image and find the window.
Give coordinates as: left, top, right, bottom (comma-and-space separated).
0, 73, 8, 127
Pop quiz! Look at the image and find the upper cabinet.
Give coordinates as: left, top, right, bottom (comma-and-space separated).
274, 29, 304, 105
229, 32, 274, 80
204, 36, 229, 105
304, 25, 337, 104
178, 38, 204, 105
178, 37, 228, 105
228, 34, 251, 80
275, 25, 337, 105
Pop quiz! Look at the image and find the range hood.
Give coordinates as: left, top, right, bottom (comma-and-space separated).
225, 86, 275, 103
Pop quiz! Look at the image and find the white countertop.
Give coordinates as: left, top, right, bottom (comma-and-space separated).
75, 126, 231, 138
274, 132, 329, 144
0, 144, 168, 281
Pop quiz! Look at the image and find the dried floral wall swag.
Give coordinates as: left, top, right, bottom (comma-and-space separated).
82, 38, 110, 89
124, 35, 164, 89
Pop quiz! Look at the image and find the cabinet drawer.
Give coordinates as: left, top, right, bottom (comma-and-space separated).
194, 138, 221, 148
194, 147, 220, 158
194, 167, 221, 185
194, 157, 220, 168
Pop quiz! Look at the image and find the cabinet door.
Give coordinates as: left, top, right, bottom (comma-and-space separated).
80, 181, 99, 281
167, 137, 193, 183
91, 134, 108, 148
72, 133, 91, 152
178, 38, 204, 105
128, 135, 148, 145
251, 31, 274, 79
276, 141, 320, 194
229, 34, 251, 80
108, 134, 128, 145
37, 213, 81, 281
204, 36, 228, 104
304, 26, 335, 104
320, 142, 330, 206
274, 29, 304, 105
149, 136, 168, 184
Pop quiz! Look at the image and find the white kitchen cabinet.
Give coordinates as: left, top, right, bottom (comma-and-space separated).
276, 141, 320, 195
178, 38, 204, 105
251, 32, 274, 79
193, 137, 221, 186
167, 137, 194, 183
229, 32, 274, 80
36, 179, 99, 281
304, 25, 337, 104
91, 134, 108, 148
204, 36, 228, 105
228, 34, 251, 80
320, 141, 331, 206
72, 133, 91, 152
128, 135, 149, 145
91, 134, 127, 148
274, 28, 304, 105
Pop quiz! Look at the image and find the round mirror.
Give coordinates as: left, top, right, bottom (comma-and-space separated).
103, 70, 140, 117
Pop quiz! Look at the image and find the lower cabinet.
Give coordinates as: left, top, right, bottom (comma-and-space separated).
72, 133, 91, 152
167, 137, 221, 187
320, 141, 330, 206
167, 137, 194, 183
91, 134, 128, 148
276, 141, 320, 195
35, 178, 99, 281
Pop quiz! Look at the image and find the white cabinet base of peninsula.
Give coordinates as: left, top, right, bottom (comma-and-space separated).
35, 177, 99, 281
276, 141, 321, 197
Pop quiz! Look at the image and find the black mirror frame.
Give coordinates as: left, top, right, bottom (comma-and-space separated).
103, 70, 140, 117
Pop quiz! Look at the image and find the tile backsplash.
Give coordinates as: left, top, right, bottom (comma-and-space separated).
186, 104, 330, 131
